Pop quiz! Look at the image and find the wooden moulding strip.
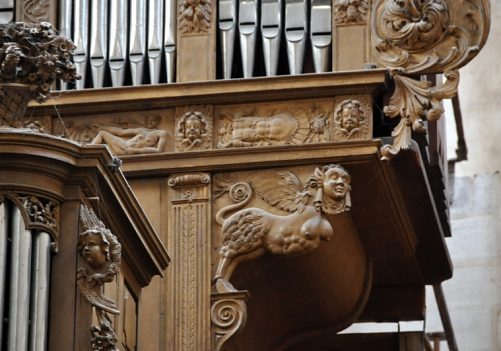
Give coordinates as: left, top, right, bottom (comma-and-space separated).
29, 70, 389, 116
121, 140, 382, 177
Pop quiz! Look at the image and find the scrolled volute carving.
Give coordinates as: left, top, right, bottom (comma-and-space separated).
211, 291, 249, 351
0, 22, 80, 102
77, 204, 121, 351
179, 0, 212, 34
213, 164, 351, 293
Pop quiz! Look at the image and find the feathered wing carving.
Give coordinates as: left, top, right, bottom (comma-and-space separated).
220, 211, 267, 258
250, 171, 310, 213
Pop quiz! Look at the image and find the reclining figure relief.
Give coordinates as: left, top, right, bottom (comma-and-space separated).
213, 164, 352, 292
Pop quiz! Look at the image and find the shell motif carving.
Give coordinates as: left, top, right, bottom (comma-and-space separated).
213, 164, 352, 293
179, 0, 212, 34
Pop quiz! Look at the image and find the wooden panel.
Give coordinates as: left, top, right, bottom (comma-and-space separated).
336, 26, 367, 71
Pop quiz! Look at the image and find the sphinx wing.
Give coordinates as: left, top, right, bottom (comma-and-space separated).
250, 170, 304, 213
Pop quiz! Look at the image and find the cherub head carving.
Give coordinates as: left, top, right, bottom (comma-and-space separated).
307, 164, 351, 214
78, 205, 121, 283
334, 100, 366, 135
177, 111, 208, 149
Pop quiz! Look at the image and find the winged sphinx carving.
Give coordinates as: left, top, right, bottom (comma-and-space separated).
213, 164, 352, 292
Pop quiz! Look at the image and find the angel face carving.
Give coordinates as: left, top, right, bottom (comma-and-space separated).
79, 230, 109, 270
213, 164, 352, 292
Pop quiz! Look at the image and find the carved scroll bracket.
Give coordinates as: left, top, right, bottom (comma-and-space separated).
371, 0, 490, 159
211, 291, 250, 351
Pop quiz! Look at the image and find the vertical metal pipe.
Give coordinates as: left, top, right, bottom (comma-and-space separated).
148, 0, 164, 84
58, 0, 73, 90
7, 206, 32, 351
0, 202, 8, 345
109, 0, 128, 87
239, 0, 258, 78
164, 0, 177, 83
261, 0, 282, 76
285, 0, 308, 75
129, 0, 147, 85
0, 0, 14, 23
310, 0, 331, 73
74, 0, 90, 89
29, 232, 52, 351
219, 0, 237, 79
90, 0, 109, 88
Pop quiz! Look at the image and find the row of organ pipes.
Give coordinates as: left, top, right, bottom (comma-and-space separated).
220, 0, 332, 78
58, 0, 177, 89
56, 0, 332, 88
0, 201, 52, 351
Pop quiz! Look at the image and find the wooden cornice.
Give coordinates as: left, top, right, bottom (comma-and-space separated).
29, 69, 389, 116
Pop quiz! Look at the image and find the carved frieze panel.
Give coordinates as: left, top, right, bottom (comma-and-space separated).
215, 100, 343, 148
77, 204, 122, 351
332, 95, 372, 142
212, 164, 352, 293
175, 105, 213, 151
178, 0, 212, 34
52, 109, 173, 155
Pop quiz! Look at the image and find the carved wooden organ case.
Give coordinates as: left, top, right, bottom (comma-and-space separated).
12, 0, 491, 349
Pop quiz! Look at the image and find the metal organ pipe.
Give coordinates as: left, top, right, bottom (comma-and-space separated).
129, 0, 147, 85
261, 0, 282, 76
148, 0, 164, 84
239, 0, 259, 78
285, 0, 308, 75
109, 0, 128, 87
219, 0, 237, 79
90, 0, 109, 88
0, 202, 7, 345
164, 0, 177, 83
73, 0, 90, 89
29, 232, 52, 351
310, 0, 332, 73
7, 206, 33, 351
58, 0, 73, 90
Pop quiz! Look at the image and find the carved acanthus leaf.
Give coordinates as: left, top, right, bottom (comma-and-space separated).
381, 70, 459, 160
373, 0, 489, 74
334, 0, 369, 24
211, 292, 249, 351
179, 0, 212, 34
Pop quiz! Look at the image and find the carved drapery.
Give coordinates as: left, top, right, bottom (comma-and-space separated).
213, 164, 352, 293
167, 173, 212, 350
372, 0, 490, 159
211, 291, 249, 351
77, 204, 121, 351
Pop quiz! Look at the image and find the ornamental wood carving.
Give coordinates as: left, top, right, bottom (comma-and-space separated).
372, 0, 490, 159
179, 0, 212, 34
333, 97, 372, 141
334, 0, 369, 25
213, 164, 351, 293
21, 0, 51, 23
175, 106, 212, 151
211, 291, 249, 351
77, 204, 121, 351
